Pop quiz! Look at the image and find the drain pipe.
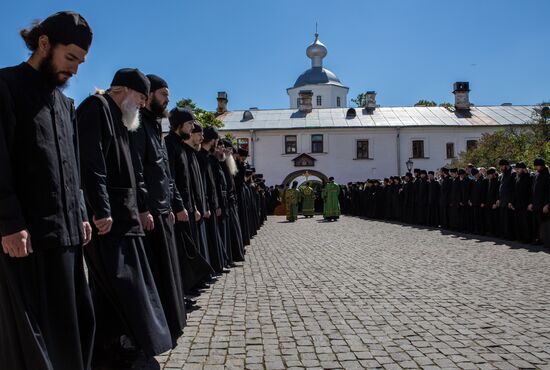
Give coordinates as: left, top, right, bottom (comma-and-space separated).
396, 128, 401, 175
250, 129, 255, 167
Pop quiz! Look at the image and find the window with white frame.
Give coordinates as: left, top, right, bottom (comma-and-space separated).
285, 135, 297, 154
446, 142, 455, 159
356, 140, 370, 159
311, 134, 323, 153
412, 140, 425, 158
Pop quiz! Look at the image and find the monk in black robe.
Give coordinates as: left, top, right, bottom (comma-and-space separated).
497, 160, 516, 240
197, 125, 227, 273
512, 162, 533, 243
182, 127, 211, 264
484, 168, 500, 236
129, 75, 186, 346
438, 168, 452, 229
78, 69, 171, 367
427, 171, 440, 227
530, 158, 550, 246
468, 168, 487, 235
165, 108, 214, 293
216, 139, 245, 262
0, 12, 95, 370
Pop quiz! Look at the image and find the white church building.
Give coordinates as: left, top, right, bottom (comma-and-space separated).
216, 33, 536, 185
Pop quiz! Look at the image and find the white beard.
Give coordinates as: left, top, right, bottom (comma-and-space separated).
225, 153, 238, 176
121, 98, 140, 131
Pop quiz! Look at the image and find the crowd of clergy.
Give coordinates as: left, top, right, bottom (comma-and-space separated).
339, 161, 550, 247
0, 11, 268, 370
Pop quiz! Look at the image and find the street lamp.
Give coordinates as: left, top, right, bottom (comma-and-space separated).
406, 158, 414, 173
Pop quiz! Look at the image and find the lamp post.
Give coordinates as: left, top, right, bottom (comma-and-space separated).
406, 158, 414, 173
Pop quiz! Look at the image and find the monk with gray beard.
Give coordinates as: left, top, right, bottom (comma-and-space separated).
77, 68, 171, 369
216, 139, 245, 262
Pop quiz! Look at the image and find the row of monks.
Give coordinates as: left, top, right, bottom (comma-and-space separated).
340, 161, 550, 246
0, 11, 268, 370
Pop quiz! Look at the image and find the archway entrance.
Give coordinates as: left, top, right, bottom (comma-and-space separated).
282, 169, 328, 187
279, 170, 328, 214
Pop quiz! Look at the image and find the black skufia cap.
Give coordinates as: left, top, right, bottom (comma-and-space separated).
470, 168, 479, 175
111, 68, 150, 96
169, 107, 195, 128
238, 148, 249, 157
191, 123, 203, 133
146, 74, 168, 93
515, 162, 527, 169
534, 158, 545, 166
499, 159, 510, 166
40, 11, 93, 51
203, 126, 219, 142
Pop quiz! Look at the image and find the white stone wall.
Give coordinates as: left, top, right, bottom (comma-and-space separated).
223, 126, 500, 185
287, 84, 349, 109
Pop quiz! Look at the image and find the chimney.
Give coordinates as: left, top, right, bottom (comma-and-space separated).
298, 90, 313, 113
216, 91, 228, 115
365, 91, 377, 109
453, 82, 470, 110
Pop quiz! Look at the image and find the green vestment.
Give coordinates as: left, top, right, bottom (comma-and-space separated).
322, 182, 341, 219
284, 188, 300, 221
300, 186, 316, 216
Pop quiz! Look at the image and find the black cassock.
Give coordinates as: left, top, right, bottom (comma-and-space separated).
416, 178, 429, 225
485, 177, 500, 236
531, 167, 550, 246
77, 94, 172, 358
427, 180, 440, 227
129, 108, 186, 346
235, 161, 251, 246
449, 177, 461, 230
498, 169, 516, 240
197, 148, 226, 273
469, 177, 487, 235
439, 176, 452, 229
221, 160, 245, 261
182, 142, 211, 264
164, 131, 213, 291
401, 181, 414, 223
513, 172, 533, 243
0, 63, 94, 370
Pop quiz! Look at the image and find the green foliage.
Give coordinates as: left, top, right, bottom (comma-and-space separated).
175, 98, 224, 128
351, 93, 367, 107
439, 102, 453, 108
452, 103, 550, 168
224, 132, 236, 144
414, 100, 437, 107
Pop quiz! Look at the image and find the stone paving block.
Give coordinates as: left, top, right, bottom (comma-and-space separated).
158, 216, 550, 369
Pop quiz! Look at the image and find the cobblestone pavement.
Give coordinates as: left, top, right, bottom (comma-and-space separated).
158, 215, 550, 369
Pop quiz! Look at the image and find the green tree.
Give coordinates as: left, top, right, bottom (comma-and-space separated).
439, 102, 453, 108
451, 103, 550, 168
351, 93, 367, 107
414, 100, 437, 107
175, 98, 224, 128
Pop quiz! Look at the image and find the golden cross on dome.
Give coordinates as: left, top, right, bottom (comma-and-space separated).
304, 170, 311, 181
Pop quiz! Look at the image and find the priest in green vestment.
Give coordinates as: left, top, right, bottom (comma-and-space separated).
283, 181, 301, 222
300, 182, 316, 218
322, 177, 341, 221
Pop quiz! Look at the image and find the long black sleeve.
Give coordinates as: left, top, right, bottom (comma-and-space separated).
0, 79, 26, 235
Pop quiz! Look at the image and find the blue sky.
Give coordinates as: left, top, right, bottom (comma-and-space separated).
2, 0, 549, 110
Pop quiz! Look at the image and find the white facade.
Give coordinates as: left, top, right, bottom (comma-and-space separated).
219, 125, 506, 185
